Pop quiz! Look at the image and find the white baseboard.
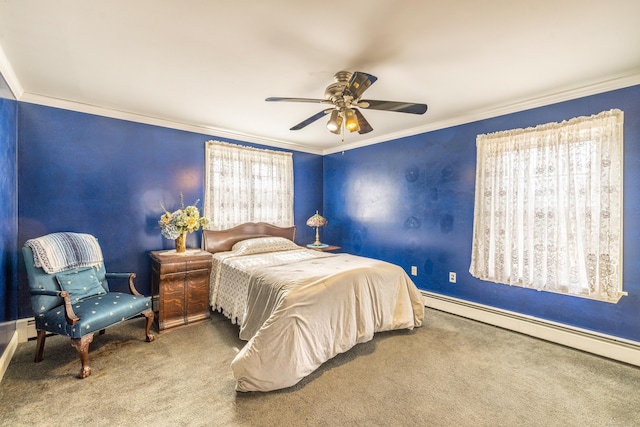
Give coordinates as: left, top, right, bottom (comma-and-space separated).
0, 331, 18, 383
421, 291, 640, 367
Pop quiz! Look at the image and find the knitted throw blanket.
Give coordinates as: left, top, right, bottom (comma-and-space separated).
25, 232, 104, 274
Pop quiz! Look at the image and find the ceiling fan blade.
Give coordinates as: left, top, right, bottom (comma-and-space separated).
266, 97, 332, 105
358, 100, 428, 115
290, 109, 332, 131
344, 72, 378, 100
353, 109, 373, 134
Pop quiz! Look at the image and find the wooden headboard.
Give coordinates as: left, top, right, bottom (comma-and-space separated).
202, 222, 297, 254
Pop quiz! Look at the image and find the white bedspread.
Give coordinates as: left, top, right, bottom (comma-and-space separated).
210, 248, 333, 324
226, 253, 425, 392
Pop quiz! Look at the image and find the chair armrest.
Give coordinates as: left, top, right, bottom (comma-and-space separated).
30, 289, 79, 325
30, 289, 63, 297
59, 290, 80, 325
105, 272, 134, 280
106, 272, 142, 296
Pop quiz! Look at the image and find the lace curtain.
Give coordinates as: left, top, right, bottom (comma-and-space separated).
204, 140, 294, 230
469, 109, 624, 302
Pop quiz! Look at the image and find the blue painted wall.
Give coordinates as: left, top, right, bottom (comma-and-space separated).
16, 103, 323, 318
0, 96, 18, 322
324, 85, 640, 342
0, 93, 18, 363
7, 83, 640, 345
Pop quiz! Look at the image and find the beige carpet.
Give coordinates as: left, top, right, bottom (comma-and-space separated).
1, 308, 639, 427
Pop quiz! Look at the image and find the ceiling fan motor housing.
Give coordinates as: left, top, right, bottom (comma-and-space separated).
324, 82, 347, 103
324, 71, 353, 103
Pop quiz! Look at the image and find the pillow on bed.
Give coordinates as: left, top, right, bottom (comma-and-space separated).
232, 237, 300, 256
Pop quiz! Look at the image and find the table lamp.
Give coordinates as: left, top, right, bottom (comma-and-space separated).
306, 210, 328, 248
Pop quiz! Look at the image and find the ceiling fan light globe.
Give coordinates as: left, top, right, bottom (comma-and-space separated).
344, 108, 359, 132
326, 110, 342, 132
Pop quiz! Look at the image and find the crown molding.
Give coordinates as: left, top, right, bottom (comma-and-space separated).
10, 70, 640, 157
0, 45, 21, 100
17, 92, 324, 155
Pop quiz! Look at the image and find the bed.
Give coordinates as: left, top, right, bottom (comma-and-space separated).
203, 222, 425, 392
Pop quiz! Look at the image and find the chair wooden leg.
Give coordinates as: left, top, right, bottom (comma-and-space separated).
34, 330, 46, 363
142, 308, 155, 342
70, 334, 94, 379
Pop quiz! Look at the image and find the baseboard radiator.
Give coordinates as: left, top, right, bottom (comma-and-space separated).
16, 317, 37, 343
421, 291, 640, 368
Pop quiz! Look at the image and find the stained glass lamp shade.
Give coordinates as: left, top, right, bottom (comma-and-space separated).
306, 211, 328, 247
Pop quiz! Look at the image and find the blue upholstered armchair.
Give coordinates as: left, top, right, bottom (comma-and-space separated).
22, 232, 155, 378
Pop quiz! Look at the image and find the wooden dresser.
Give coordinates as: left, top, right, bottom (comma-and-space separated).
150, 250, 213, 332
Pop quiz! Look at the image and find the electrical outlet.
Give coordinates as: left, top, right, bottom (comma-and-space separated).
411, 266, 417, 276
449, 272, 457, 283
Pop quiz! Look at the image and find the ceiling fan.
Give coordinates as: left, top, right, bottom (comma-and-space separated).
266, 71, 428, 135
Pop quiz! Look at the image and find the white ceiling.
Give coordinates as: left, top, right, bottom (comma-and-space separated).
1, 0, 639, 154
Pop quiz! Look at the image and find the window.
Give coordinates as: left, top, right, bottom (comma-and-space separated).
469, 109, 624, 302
204, 140, 294, 230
